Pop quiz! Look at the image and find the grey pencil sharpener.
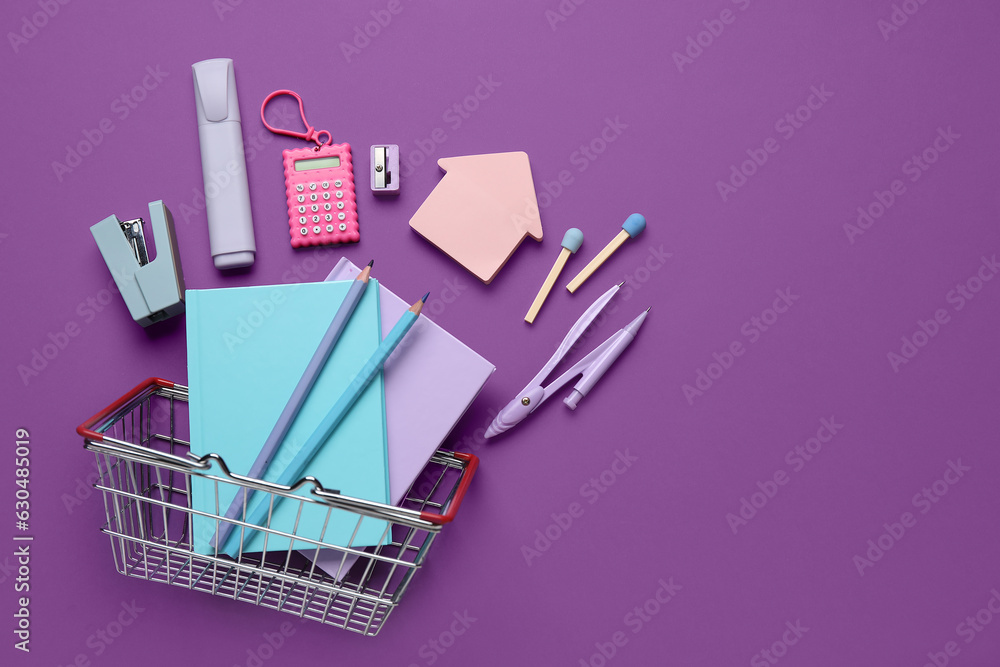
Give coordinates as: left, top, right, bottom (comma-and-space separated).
370, 144, 399, 195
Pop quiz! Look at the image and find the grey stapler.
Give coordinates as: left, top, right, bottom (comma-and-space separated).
90, 200, 186, 326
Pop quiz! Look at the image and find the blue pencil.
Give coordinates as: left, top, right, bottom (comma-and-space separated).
221, 291, 429, 557
211, 261, 373, 550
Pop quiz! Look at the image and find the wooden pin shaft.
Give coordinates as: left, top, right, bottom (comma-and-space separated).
525, 247, 572, 323
566, 229, 630, 293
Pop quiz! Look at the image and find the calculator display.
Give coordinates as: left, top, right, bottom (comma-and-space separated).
294, 156, 341, 171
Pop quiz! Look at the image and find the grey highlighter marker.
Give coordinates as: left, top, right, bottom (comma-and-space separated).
192, 58, 256, 269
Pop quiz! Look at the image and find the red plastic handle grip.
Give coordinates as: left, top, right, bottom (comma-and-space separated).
419, 451, 479, 525
76, 377, 175, 442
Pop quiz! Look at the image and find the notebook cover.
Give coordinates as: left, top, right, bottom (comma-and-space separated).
186, 280, 390, 554
305, 258, 495, 577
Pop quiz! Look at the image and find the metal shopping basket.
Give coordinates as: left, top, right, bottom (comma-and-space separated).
76, 377, 478, 636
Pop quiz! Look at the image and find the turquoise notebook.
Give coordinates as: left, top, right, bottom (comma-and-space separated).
186, 280, 389, 554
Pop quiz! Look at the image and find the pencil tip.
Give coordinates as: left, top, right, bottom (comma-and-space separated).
645, 306, 651, 312
421, 292, 430, 303
367, 259, 374, 267
617, 280, 626, 288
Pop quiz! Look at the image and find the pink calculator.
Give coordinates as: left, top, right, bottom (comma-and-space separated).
282, 143, 358, 248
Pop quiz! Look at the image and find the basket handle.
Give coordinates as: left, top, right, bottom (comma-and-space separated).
418, 452, 479, 525
78, 377, 479, 525
76, 377, 175, 441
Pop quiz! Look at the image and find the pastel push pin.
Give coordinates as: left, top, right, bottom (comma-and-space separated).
566, 214, 646, 293
525, 228, 584, 324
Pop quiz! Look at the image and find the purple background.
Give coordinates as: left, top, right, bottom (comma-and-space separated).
3, 0, 1000, 665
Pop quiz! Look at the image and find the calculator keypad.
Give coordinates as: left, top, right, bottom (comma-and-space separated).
284, 144, 358, 248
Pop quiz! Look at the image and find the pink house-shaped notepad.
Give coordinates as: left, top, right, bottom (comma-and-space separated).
409, 151, 544, 284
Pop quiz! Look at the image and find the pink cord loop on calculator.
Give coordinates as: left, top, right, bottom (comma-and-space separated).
261, 89, 359, 248
260, 89, 332, 148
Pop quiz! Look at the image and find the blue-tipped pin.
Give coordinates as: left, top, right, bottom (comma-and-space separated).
525, 228, 585, 324
567, 214, 646, 293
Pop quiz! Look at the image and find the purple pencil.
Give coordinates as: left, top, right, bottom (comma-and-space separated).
210, 260, 373, 550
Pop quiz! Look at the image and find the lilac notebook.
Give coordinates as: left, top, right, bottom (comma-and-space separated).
302, 258, 494, 577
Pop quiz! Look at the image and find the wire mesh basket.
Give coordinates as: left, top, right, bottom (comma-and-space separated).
76, 377, 478, 636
